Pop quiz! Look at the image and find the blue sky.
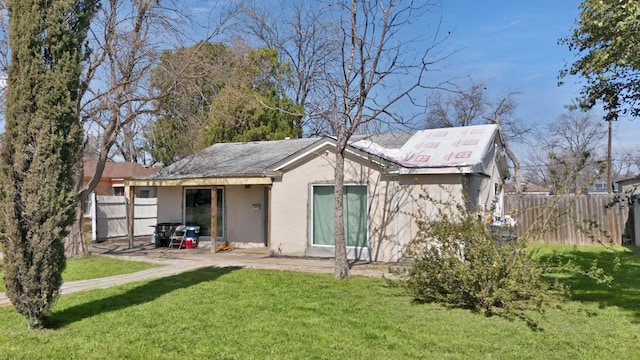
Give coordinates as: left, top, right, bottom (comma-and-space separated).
434, 0, 638, 153
190, 0, 638, 157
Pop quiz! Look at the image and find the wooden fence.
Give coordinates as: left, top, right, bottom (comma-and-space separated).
89, 194, 157, 241
504, 194, 630, 245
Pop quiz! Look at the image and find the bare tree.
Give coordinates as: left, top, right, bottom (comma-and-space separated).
612, 148, 640, 180
523, 110, 606, 194
65, 0, 237, 256
324, 0, 448, 278
426, 82, 486, 128
0, 1, 237, 256
239, 0, 449, 278
65, 0, 180, 256
239, 0, 341, 136
484, 96, 527, 194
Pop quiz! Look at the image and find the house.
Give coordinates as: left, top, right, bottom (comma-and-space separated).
125, 124, 508, 262
84, 161, 158, 197
617, 176, 640, 197
616, 176, 640, 245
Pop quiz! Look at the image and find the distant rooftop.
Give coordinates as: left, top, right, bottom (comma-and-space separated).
84, 161, 157, 179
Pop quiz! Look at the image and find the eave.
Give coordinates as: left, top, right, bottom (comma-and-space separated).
125, 176, 273, 187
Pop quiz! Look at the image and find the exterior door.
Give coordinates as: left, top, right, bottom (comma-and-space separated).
184, 188, 224, 239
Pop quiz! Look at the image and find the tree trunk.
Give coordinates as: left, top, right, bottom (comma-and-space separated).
334, 149, 350, 279
504, 143, 522, 194
65, 202, 90, 258
65, 161, 90, 258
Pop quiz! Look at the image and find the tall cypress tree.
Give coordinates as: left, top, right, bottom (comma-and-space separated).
0, 0, 97, 328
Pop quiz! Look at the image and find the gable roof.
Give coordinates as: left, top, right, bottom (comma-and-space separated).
128, 124, 505, 186
269, 132, 410, 173
84, 161, 157, 179
147, 137, 322, 180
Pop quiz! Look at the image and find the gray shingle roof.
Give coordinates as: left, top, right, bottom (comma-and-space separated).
144, 130, 464, 180
352, 131, 415, 149
148, 138, 322, 179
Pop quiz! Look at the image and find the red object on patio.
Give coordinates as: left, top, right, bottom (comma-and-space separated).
168, 225, 200, 249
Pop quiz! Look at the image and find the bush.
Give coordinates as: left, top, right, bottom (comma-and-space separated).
399, 198, 552, 316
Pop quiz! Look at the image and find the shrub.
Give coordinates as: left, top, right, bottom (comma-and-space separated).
399, 196, 552, 316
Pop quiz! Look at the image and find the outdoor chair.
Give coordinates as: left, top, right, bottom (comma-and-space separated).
167, 225, 188, 249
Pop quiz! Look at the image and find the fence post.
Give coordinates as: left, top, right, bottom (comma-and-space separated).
126, 185, 135, 249
634, 198, 640, 246
90, 192, 97, 242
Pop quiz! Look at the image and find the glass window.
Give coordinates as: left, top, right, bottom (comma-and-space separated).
184, 188, 224, 238
312, 185, 367, 247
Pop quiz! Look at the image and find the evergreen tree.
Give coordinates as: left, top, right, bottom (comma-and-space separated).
0, 0, 97, 328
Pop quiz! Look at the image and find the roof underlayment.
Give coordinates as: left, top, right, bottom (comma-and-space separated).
351, 124, 499, 174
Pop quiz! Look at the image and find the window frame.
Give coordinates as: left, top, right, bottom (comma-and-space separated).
309, 183, 369, 248
183, 187, 225, 240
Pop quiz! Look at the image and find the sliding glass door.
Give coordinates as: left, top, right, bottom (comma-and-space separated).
184, 188, 224, 238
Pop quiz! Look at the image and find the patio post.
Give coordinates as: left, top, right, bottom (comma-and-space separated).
211, 186, 217, 253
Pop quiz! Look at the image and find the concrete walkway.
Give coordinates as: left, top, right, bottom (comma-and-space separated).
0, 240, 396, 307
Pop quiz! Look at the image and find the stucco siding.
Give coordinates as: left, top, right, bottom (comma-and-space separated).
272, 149, 414, 262
157, 186, 182, 223
271, 151, 336, 256
225, 185, 265, 246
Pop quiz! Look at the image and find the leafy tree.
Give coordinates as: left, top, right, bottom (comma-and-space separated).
239, 1, 341, 136
560, 0, 640, 118
147, 42, 231, 165
206, 47, 303, 143
0, 0, 97, 328
147, 42, 302, 165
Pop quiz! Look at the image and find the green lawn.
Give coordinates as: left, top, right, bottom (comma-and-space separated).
0, 244, 639, 359
0, 255, 161, 292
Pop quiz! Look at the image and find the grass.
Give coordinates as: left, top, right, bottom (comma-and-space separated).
0, 244, 639, 359
0, 255, 161, 292
531, 243, 640, 314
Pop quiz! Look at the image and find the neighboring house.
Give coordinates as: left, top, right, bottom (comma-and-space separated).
84, 161, 158, 198
616, 176, 640, 245
82, 161, 159, 240
588, 180, 618, 194
125, 124, 508, 262
617, 177, 640, 197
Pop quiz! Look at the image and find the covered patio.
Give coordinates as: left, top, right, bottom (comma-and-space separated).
125, 176, 272, 252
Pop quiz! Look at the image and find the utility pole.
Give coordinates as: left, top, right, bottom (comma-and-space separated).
604, 90, 618, 195
607, 117, 612, 194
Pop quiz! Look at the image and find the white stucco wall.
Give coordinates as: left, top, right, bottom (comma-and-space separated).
270, 143, 505, 262
270, 147, 466, 262
225, 185, 265, 246
156, 186, 182, 223
271, 150, 337, 257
